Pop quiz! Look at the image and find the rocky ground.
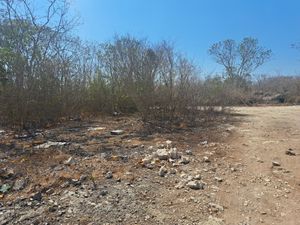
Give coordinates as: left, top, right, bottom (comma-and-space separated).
0, 106, 299, 225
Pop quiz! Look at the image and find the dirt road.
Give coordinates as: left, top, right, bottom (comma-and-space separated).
219, 106, 300, 225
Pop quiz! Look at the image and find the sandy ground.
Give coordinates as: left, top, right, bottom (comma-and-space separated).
219, 106, 300, 225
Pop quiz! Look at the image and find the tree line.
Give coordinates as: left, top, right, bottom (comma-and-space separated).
1, 0, 291, 129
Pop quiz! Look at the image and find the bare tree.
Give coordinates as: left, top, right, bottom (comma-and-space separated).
209, 37, 272, 86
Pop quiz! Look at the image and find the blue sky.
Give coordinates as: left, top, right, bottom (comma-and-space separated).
70, 0, 300, 76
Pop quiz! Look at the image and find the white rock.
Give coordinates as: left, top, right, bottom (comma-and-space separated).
194, 174, 201, 180
166, 140, 172, 147
35, 141, 67, 149
111, 130, 124, 135
156, 149, 169, 160
272, 161, 281, 166
186, 181, 204, 190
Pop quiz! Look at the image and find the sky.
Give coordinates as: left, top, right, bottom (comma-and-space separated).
70, 0, 300, 76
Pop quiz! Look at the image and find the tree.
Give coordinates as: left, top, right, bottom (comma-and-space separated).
208, 37, 272, 87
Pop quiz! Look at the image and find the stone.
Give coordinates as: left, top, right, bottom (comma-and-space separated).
272, 161, 281, 166
169, 148, 180, 159
194, 174, 201, 180
158, 166, 168, 177
156, 149, 169, 160
105, 171, 113, 179
99, 189, 108, 196
142, 155, 153, 165
31, 192, 42, 201
110, 130, 124, 135
185, 149, 193, 155
203, 156, 210, 163
286, 149, 296, 156
215, 177, 223, 182
35, 141, 67, 149
208, 203, 224, 212
179, 156, 190, 164
13, 178, 26, 191
186, 181, 204, 190
0, 184, 11, 193
166, 140, 172, 147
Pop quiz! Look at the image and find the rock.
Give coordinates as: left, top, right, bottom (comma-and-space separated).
110, 130, 124, 135
203, 156, 210, 163
79, 175, 88, 182
186, 181, 204, 190
144, 164, 155, 169
158, 166, 168, 177
35, 141, 67, 149
0, 184, 11, 194
166, 140, 172, 147
272, 161, 281, 167
194, 174, 201, 180
13, 178, 26, 191
105, 171, 113, 179
156, 149, 169, 160
99, 189, 108, 196
31, 192, 42, 201
169, 168, 177, 174
142, 155, 153, 165
64, 156, 76, 165
179, 156, 190, 164
185, 149, 193, 155
215, 177, 223, 182
286, 149, 296, 156
169, 148, 180, 159
208, 203, 224, 212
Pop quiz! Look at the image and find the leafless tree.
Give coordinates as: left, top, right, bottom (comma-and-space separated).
209, 37, 272, 86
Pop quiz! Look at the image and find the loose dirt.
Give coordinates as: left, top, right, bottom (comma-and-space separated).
0, 106, 299, 225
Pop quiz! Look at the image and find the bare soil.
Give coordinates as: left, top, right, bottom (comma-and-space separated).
0, 106, 299, 225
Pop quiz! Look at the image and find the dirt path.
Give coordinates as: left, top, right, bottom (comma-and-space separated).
218, 106, 300, 225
